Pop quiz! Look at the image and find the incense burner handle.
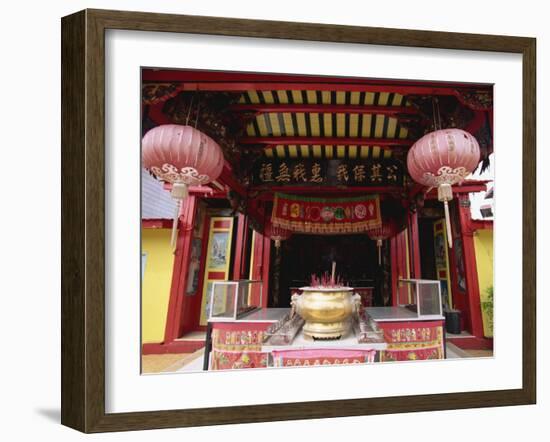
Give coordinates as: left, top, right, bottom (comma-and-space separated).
352, 293, 362, 314
291, 293, 302, 318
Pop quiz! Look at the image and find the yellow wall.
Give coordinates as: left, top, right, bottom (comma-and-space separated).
141, 228, 175, 344
474, 229, 494, 337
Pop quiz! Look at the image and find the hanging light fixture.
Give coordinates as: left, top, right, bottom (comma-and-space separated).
365, 198, 406, 265
366, 220, 401, 265
264, 222, 292, 249
407, 128, 480, 248
142, 124, 224, 248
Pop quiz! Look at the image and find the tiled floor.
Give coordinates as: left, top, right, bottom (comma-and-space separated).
461, 349, 493, 358
142, 341, 492, 374
175, 353, 205, 372
175, 331, 207, 341
141, 348, 205, 374
445, 331, 494, 357
445, 331, 473, 339
141, 353, 190, 374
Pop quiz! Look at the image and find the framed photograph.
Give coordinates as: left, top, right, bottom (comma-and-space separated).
61, 9, 536, 433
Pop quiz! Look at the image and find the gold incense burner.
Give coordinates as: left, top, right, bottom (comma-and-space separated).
291, 287, 361, 339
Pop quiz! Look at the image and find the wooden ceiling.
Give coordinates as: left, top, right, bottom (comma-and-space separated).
237, 89, 410, 161
142, 69, 493, 197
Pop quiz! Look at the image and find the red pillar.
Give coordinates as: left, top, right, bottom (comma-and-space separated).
457, 195, 484, 337
390, 237, 399, 306
250, 232, 271, 307
391, 230, 410, 306
163, 195, 197, 343
408, 210, 422, 279
183, 213, 210, 332
261, 235, 271, 306
232, 213, 249, 280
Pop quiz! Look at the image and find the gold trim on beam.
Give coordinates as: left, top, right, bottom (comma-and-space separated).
387, 117, 398, 138
282, 113, 295, 136
310, 113, 320, 136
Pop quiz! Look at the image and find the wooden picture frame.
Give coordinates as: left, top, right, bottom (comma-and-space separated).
61, 8, 536, 433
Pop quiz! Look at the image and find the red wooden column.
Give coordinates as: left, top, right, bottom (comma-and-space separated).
390, 230, 409, 306
250, 231, 271, 307
390, 237, 399, 306
408, 210, 422, 279
232, 213, 249, 280
163, 195, 197, 343
457, 194, 484, 338
260, 234, 271, 307
446, 206, 470, 331
182, 213, 210, 333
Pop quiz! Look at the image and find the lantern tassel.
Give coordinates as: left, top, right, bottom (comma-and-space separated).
377, 239, 383, 265
170, 183, 188, 250
444, 201, 452, 249
437, 183, 453, 249
170, 200, 181, 250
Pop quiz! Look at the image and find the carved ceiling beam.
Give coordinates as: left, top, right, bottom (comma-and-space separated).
250, 186, 405, 201
239, 136, 411, 148
229, 103, 418, 116
166, 82, 468, 95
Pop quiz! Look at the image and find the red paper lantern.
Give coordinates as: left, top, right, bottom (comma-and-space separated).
142, 124, 224, 189
407, 128, 480, 247
366, 199, 406, 264
142, 124, 224, 246
265, 222, 292, 249
367, 219, 401, 264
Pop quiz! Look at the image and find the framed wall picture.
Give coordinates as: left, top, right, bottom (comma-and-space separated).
61, 9, 536, 433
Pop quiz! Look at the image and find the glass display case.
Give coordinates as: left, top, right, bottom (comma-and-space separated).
398, 279, 443, 318
208, 280, 263, 321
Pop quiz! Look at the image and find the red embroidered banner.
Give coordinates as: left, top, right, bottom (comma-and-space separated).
210, 322, 271, 370
211, 350, 268, 370
272, 349, 377, 367
376, 321, 445, 361
376, 320, 445, 344
271, 193, 382, 234
380, 346, 443, 362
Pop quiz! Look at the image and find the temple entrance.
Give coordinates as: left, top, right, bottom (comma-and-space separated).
271, 233, 389, 308
139, 67, 494, 370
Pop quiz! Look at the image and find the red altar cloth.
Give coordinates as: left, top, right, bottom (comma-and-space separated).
272, 348, 377, 367
210, 322, 271, 370
376, 320, 445, 362
380, 345, 443, 362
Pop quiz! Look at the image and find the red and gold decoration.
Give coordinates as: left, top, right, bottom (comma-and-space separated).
407, 128, 480, 247
210, 322, 270, 370
142, 83, 182, 105
454, 89, 493, 111
253, 158, 404, 187
367, 221, 402, 266
380, 346, 442, 361
272, 349, 377, 367
377, 321, 445, 362
271, 193, 381, 235
366, 197, 407, 264
264, 221, 292, 249
142, 124, 224, 247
